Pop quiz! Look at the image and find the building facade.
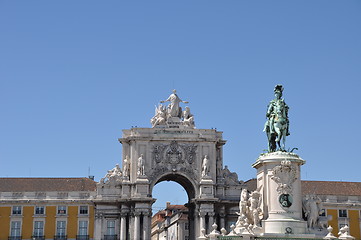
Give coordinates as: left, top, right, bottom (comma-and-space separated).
151, 202, 189, 240
0, 178, 96, 240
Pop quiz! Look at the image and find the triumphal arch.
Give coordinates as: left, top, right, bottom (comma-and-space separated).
94, 90, 243, 240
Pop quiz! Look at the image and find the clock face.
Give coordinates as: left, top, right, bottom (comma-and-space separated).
279, 194, 293, 208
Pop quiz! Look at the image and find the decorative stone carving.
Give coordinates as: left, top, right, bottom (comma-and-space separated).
122, 155, 130, 179
338, 225, 355, 240
221, 165, 240, 185
303, 194, 324, 229
152, 144, 167, 163
152, 141, 197, 166
137, 154, 145, 176
148, 141, 199, 183
271, 160, 297, 194
166, 141, 183, 164
151, 104, 167, 127
160, 89, 189, 118
182, 106, 195, 128
201, 155, 210, 177
148, 166, 169, 182
183, 144, 197, 164
100, 163, 122, 186
324, 226, 337, 240
235, 188, 263, 233
151, 90, 195, 128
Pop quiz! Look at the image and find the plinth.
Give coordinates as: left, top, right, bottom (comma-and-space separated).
252, 151, 311, 236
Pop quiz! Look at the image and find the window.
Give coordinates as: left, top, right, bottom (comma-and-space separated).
12, 206, 22, 215
339, 209, 347, 218
33, 221, 44, 237
56, 221, 66, 237
35, 206, 45, 215
185, 223, 189, 230
10, 221, 21, 237
319, 209, 326, 216
106, 220, 116, 235
79, 206, 88, 215
78, 221, 88, 236
58, 206, 67, 215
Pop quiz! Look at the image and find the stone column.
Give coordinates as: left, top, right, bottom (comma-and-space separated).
94, 212, 103, 240
199, 212, 206, 236
208, 212, 215, 233
142, 211, 151, 240
134, 212, 141, 240
120, 213, 127, 240
219, 213, 225, 230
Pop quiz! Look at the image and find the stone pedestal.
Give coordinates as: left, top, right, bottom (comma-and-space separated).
199, 177, 214, 198
252, 151, 311, 236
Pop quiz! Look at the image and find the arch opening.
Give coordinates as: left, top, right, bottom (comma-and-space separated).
151, 173, 197, 240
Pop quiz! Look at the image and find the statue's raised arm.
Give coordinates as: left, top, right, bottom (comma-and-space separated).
160, 89, 189, 118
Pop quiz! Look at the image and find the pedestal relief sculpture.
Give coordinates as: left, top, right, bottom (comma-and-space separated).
271, 160, 297, 195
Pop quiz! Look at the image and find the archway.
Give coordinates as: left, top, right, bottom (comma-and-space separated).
150, 173, 197, 240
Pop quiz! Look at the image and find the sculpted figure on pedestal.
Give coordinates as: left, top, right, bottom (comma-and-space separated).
123, 155, 130, 179
201, 155, 210, 177
182, 106, 195, 128
235, 188, 263, 231
100, 164, 122, 185
236, 189, 249, 227
151, 104, 167, 127
137, 154, 145, 176
263, 84, 290, 152
249, 190, 263, 228
160, 89, 189, 118
303, 195, 323, 229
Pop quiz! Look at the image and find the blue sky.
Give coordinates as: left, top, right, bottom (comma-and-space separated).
1, 1, 360, 211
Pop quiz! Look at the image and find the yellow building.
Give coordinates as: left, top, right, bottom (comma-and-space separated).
0, 178, 96, 240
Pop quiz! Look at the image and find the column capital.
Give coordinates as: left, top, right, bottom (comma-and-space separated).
133, 211, 142, 217
142, 211, 152, 217
208, 212, 215, 217
199, 212, 207, 217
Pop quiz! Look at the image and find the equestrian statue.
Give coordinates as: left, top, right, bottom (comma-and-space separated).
263, 84, 290, 152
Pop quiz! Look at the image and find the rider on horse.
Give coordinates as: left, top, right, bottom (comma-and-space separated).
264, 85, 290, 151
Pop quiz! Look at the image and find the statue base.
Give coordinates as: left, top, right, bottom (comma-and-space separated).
253, 151, 308, 235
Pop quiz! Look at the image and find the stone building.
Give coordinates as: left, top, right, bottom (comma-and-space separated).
0, 178, 96, 240
151, 202, 189, 240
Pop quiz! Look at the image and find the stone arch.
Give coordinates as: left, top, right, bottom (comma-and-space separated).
150, 172, 197, 201
151, 172, 198, 240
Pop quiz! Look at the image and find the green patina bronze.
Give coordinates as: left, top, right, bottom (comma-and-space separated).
263, 85, 290, 152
